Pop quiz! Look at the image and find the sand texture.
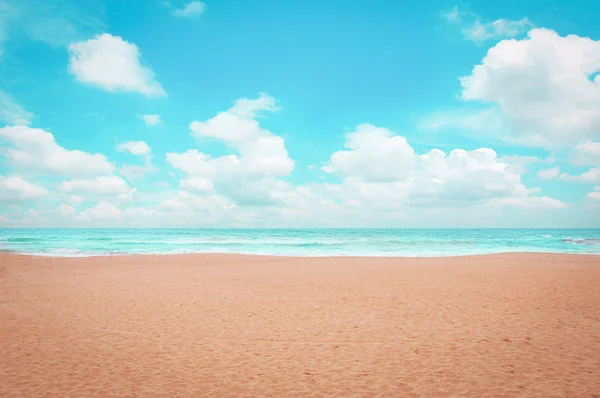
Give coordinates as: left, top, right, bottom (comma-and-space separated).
1, 252, 599, 397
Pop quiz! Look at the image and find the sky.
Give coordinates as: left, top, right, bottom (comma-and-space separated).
0, 0, 599, 228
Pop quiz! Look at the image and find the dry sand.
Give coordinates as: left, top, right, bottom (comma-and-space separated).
1, 252, 599, 397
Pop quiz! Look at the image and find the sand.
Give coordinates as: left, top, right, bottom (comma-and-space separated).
1, 252, 599, 397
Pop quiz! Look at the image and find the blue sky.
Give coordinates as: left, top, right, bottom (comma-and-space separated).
0, 0, 599, 227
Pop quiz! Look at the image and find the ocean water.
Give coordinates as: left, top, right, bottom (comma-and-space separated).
1, 228, 600, 257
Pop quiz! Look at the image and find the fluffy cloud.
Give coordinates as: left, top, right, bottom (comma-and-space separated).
0, 126, 114, 177
59, 176, 131, 195
0, 175, 48, 202
77, 201, 122, 221
323, 124, 416, 182
68, 33, 166, 96
116, 141, 156, 179
0, 90, 34, 125
559, 168, 600, 184
180, 177, 214, 193
570, 141, 600, 166
167, 94, 294, 204
171, 1, 205, 18
586, 186, 600, 202
139, 114, 162, 126
116, 140, 151, 156
443, 6, 532, 43
460, 28, 600, 146
537, 167, 560, 180
322, 124, 564, 209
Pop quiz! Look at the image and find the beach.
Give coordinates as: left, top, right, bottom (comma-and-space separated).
1, 252, 599, 397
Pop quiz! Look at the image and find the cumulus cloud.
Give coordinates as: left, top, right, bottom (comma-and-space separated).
180, 177, 214, 193
171, 1, 205, 18
0, 90, 34, 125
139, 114, 162, 126
0, 175, 48, 202
323, 124, 416, 181
59, 176, 131, 195
68, 33, 166, 96
116, 140, 157, 180
559, 168, 600, 184
116, 140, 151, 156
0, 126, 114, 177
322, 123, 564, 210
77, 201, 122, 221
460, 28, 600, 146
167, 93, 294, 205
537, 167, 560, 180
586, 186, 600, 202
443, 6, 532, 43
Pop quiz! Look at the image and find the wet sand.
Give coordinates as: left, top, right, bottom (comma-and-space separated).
1, 252, 599, 397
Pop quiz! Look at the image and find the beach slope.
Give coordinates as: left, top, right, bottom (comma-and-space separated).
1, 253, 599, 396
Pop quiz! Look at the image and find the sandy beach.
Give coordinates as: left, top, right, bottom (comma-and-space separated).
1, 252, 599, 397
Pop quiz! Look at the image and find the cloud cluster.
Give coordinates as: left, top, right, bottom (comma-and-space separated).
166, 93, 295, 205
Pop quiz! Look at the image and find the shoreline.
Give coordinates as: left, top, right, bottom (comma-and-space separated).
2, 250, 600, 260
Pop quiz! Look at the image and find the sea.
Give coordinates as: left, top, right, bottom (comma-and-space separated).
1, 228, 600, 257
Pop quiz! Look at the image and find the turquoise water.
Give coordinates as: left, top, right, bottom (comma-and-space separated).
1, 229, 600, 257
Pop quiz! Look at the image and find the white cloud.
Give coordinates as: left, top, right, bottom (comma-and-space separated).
180, 177, 214, 193
489, 195, 567, 209
0, 175, 48, 202
59, 176, 131, 195
167, 94, 294, 205
537, 166, 560, 180
139, 114, 162, 126
77, 201, 122, 221
497, 154, 546, 174
586, 186, 600, 202
460, 28, 600, 146
321, 124, 563, 210
0, 126, 114, 177
323, 123, 416, 182
559, 168, 600, 184
570, 141, 600, 166
68, 33, 166, 96
69, 196, 83, 205
0, 90, 34, 125
116, 140, 151, 156
443, 6, 532, 43
171, 1, 205, 18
